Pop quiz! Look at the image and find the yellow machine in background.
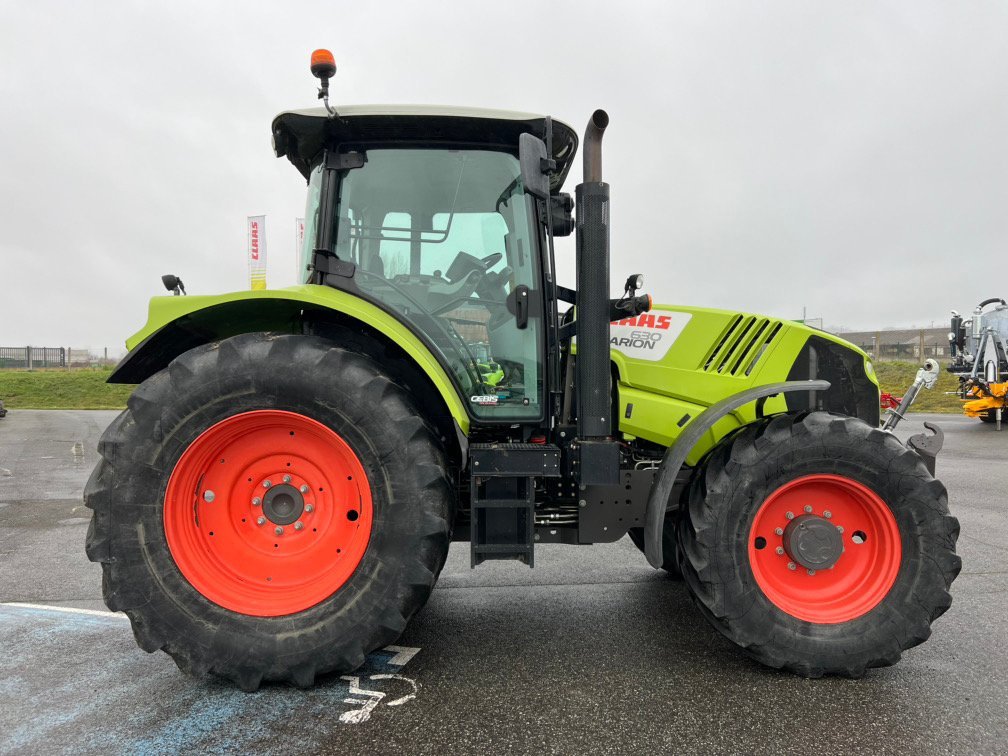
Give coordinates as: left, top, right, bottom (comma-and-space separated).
948, 297, 1008, 429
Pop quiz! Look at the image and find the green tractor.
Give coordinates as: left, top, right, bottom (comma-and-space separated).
85, 51, 960, 690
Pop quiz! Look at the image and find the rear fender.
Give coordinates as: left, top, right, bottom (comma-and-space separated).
110, 285, 470, 435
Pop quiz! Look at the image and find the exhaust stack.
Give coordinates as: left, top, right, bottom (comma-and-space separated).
574, 110, 619, 485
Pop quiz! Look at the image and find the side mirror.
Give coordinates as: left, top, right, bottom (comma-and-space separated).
519, 133, 551, 201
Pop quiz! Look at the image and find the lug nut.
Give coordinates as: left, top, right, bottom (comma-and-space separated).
804, 505, 813, 513
785, 511, 794, 520
807, 569, 816, 576
252, 497, 261, 507
203, 490, 215, 503
837, 526, 844, 533
305, 504, 314, 513
274, 526, 284, 536
774, 527, 783, 536
283, 474, 292, 484
294, 521, 304, 531
256, 516, 266, 526
823, 510, 832, 519
787, 562, 796, 571
263, 480, 272, 489
300, 485, 309, 494
776, 546, 785, 555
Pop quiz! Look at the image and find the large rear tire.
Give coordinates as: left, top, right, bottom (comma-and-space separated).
84, 333, 453, 690
678, 411, 960, 677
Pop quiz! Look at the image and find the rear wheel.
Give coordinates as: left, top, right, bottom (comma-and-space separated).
84, 333, 453, 690
678, 412, 960, 677
979, 410, 997, 423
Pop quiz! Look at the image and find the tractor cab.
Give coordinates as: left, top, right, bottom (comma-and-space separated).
273, 106, 579, 422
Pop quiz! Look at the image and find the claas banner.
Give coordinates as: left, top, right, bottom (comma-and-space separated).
248, 215, 267, 290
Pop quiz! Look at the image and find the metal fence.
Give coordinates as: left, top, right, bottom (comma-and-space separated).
0, 347, 118, 369
0, 346, 66, 369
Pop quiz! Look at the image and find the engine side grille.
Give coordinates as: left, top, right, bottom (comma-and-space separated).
702, 316, 782, 376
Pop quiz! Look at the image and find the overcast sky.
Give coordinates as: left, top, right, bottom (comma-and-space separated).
1, 1, 1006, 352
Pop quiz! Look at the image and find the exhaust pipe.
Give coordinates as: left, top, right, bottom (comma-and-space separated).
582, 109, 610, 183
575, 109, 615, 472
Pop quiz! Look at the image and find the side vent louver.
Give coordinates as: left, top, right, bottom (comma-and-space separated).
701, 316, 782, 376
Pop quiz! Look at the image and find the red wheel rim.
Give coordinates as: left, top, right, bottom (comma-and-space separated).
748, 474, 901, 624
163, 410, 373, 617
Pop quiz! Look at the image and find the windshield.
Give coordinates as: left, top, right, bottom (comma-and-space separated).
330, 148, 542, 419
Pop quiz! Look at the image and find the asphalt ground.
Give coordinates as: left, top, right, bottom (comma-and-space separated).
0, 410, 1005, 754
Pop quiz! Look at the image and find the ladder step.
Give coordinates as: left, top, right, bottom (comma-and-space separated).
472, 498, 532, 509
474, 544, 533, 554
470, 443, 562, 477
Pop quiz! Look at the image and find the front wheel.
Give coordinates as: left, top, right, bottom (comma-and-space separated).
84, 334, 454, 690
678, 412, 960, 677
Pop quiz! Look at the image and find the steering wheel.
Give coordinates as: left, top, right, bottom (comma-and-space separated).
479, 252, 503, 270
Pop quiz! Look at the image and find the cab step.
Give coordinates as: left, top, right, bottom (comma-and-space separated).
469, 443, 561, 567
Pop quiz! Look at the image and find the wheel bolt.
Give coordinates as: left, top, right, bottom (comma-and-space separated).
803, 505, 813, 513
807, 569, 816, 576
274, 526, 284, 536
294, 521, 304, 531
785, 511, 794, 520
263, 480, 272, 489
203, 490, 215, 503
252, 497, 261, 507
256, 516, 266, 526
823, 510, 832, 519
774, 527, 783, 536
305, 504, 314, 513
300, 485, 309, 494
283, 474, 292, 484
787, 562, 796, 571
776, 546, 785, 555
837, 526, 844, 533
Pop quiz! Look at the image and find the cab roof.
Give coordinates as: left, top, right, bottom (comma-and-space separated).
271, 105, 579, 192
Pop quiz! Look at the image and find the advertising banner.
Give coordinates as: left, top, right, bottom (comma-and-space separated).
248, 215, 266, 290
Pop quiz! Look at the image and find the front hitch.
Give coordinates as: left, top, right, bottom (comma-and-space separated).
906, 422, 944, 476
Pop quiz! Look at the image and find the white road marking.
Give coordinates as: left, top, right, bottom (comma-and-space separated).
1, 602, 128, 619
370, 674, 418, 706
383, 645, 420, 666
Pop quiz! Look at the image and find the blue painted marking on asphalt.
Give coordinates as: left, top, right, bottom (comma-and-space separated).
0, 605, 420, 754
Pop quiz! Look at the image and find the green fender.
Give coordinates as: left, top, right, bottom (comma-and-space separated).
111, 284, 471, 434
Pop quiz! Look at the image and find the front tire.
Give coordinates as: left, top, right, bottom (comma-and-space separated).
678, 412, 960, 677
84, 333, 453, 690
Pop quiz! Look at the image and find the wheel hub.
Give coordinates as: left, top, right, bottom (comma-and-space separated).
163, 410, 374, 617
747, 474, 902, 624
782, 514, 844, 571
262, 483, 304, 526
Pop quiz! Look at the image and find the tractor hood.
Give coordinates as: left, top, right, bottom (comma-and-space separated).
610, 304, 880, 453
272, 105, 579, 192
